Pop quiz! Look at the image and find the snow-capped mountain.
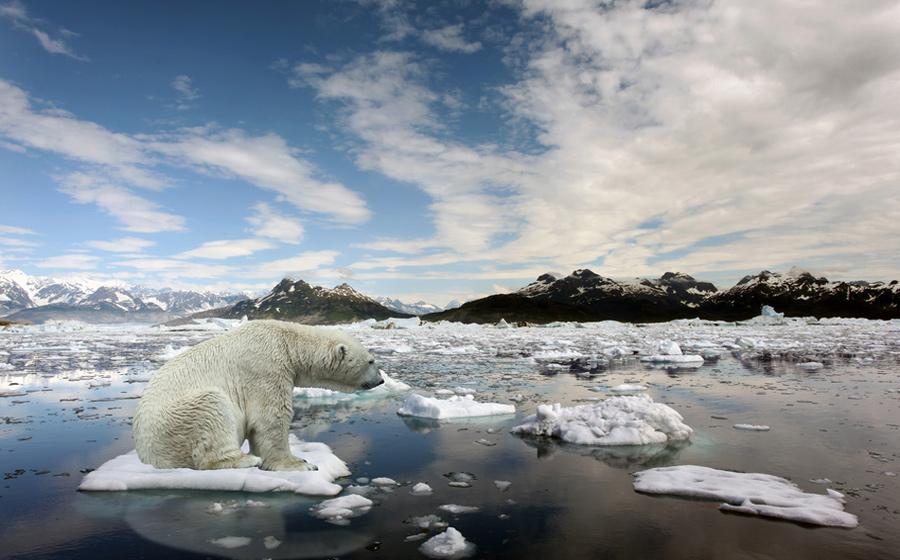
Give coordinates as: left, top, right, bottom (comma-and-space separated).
375, 297, 443, 316
704, 268, 899, 320
427, 268, 899, 323
0, 269, 246, 323
515, 269, 719, 321
204, 278, 411, 324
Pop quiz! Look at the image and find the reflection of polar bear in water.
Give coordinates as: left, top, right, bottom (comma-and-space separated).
134, 320, 383, 471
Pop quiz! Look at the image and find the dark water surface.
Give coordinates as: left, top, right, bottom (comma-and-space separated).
1, 322, 898, 559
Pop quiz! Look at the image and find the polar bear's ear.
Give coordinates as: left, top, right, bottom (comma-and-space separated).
335, 343, 347, 364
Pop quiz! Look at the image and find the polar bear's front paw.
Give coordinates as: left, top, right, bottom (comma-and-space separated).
263, 457, 318, 472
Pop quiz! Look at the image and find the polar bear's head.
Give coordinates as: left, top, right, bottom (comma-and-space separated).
303, 333, 383, 392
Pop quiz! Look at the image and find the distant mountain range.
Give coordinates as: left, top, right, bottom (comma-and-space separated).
375, 297, 444, 316
4, 267, 896, 325
425, 268, 900, 323
0, 269, 247, 324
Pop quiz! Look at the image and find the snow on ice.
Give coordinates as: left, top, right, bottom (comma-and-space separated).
512, 394, 692, 446
397, 393, 516, 420
78, 435, 349, 495
633, 465, 858, 528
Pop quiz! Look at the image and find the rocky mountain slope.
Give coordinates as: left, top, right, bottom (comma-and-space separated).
375, 297, 443, 316
198, 278, 411, 325
425, 268, 899, 324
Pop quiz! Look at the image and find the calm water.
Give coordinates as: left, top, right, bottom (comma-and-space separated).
1, 321, 899, 559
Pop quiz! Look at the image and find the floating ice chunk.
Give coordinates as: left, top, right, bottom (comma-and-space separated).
494, 480, 511, 491
798, 362, 824, 370
609, 383, 648, 393
209, 536, 251, 549
761, 305, 784, 318
512, 394, 692, 446
657, 340, 683, 355
293, 370, 410, 400
263, 536, 281, 550
435, 389, 456, 396
397, 393, 515, 420
206, 499, 269, 514
310, 493, 373, 525
371, 476, 398, 486
733, 424, 771, 431
495, 318, 512, 329
633, 465, 858, 528
78, 435, 348, 496
420, 527, 476, 559
640, 354, 703, 364
408, 514, 447, 530
411, 482, 433, 495
439, 504, 481, 514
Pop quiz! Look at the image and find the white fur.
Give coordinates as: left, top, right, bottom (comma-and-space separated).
133, 320, 381, 471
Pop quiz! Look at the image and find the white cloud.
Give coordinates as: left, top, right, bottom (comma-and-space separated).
57, 172, 186, 233
1, 80, 371, 238
246, 202, 304, 244
244, 250, 339, 279
37, 253, 99, 270
1, 1, 88, 61
421, 24, 482, 53
0, 80, 162, 189
86, 237, 156, 253
177, 238, 274, 260
147, 128, 371, 224
112, 258, 232, 279
0, 224, 34, 235
0, 236, 38, 247
295, 0, 900, 284
171, 75, 200, 110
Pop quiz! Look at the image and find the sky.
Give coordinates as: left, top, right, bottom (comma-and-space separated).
1, 0, 899, 305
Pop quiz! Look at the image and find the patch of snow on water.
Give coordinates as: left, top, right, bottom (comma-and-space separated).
512, 394, 692, 446
733, 424, 771, 431
633, 465, 857, 528
397, 393, 516, 420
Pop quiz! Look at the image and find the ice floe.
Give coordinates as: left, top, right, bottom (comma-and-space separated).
733, 424, 771, 431
511, 394, 692, 446
439, 504, 481, 514
78, 435, 349, 495
309, 493, 373, 525
420, 527, 476, 559
293, 370, 410, 400
633, 465, 858, 528
608, 383, 648, 393
397, 393, 516, 420
411, 482, 434, 495
640, 341, 704, 364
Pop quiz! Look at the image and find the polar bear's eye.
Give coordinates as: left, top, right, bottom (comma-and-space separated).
368, 359, 374, 364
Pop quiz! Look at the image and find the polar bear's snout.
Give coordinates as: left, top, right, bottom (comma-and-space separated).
359, 363, 384, 390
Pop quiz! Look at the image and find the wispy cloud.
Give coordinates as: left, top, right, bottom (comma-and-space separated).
171, 75, 200, 110
86, 237, 156, 253
37, 253, 99, 270
1, 0, 88, 61
0, 224, 35, 235
57, 172, 186, 233
246, 202, 305, 244
421, 24, 481, 53
176, 238, 274, 260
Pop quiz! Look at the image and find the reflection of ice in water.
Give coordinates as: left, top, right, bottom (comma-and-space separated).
518, 436, 691, 469
77, 493, 373, 559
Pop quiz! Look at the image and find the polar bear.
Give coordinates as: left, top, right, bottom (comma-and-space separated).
133, 320, 383, 471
